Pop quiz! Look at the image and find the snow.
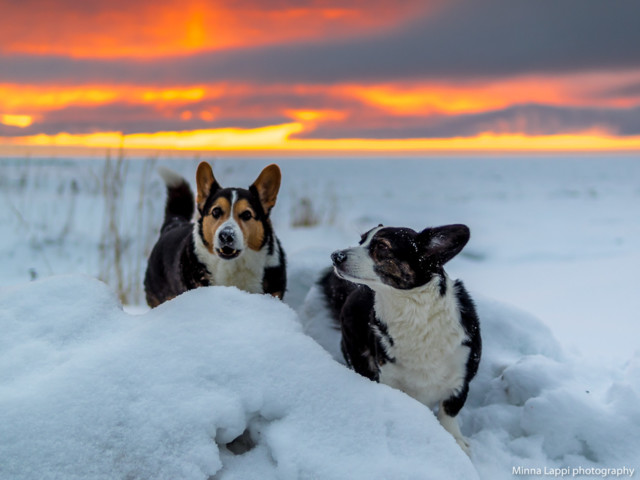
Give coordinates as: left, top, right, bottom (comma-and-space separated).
0, 275, 476, 480
463, 297, 640, 477
1, 154, 640, 478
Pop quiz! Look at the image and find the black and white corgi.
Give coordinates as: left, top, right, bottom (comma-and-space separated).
144, 162, 286, 307
318, 224, 481, 454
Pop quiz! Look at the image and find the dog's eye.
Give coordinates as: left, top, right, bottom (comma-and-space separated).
374, 241, 391, 255
211, 207, 223, 219
239, 210, 252, 221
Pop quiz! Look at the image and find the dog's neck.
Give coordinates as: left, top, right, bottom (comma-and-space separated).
372, 273, 461, 338
192, 223, 267, 294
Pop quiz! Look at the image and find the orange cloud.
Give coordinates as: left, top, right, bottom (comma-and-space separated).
0, 1, 425, 59
341, 71, 640, 115
285, 109, 347, 123
0, 84, 214, 113
5, 68, 639, 119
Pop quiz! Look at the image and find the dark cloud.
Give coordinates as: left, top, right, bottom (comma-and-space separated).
597, 82, 640, 100
0, 124, 25, 136
295, 104, 640, 139
2, 0, 639, 86
213, 0, 640, 83
209, 0, 640, 82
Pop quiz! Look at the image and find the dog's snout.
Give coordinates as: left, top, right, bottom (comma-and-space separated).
218, 228, 235, 245
331, 250, 347, 266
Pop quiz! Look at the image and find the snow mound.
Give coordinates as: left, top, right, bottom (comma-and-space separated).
0, 275, 477, 480
467, 297, 640, 478
300, 285, 640, 479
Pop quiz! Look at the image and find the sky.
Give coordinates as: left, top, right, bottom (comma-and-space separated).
1, 0, 640, 154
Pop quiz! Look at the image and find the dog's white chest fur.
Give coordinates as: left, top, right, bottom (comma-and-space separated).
375, 276, 469, 409
207, 249, 267, 293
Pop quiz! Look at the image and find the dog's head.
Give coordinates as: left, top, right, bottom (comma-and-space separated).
195, 162, 281, 260
331, 224, 470, 290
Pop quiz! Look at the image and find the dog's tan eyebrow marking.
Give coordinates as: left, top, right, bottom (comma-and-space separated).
233, 198, 255, 218
210, 197, 231, 216
234, 198, 264, 251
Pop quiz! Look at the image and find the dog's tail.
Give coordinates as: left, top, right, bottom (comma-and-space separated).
158, 167, 194, 229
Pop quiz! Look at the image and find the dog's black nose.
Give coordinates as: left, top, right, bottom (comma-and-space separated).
331, 250, 347, 266
218, 228, 235, 245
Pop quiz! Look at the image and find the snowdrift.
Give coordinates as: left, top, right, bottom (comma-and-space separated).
0, 275, 476, 480
1, 274, 639, 479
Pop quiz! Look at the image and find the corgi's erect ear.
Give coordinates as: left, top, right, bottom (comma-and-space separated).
417, 224, 470, 266
251, 164, 281, 215
195, 162, 220, 212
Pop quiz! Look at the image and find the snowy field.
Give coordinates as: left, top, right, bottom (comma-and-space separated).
1, 155, 639, 479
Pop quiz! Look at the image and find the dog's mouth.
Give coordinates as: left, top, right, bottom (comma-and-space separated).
333, 265, 360, 282
333, 265, 347, 277
216, 246, 241, 260
333, 265, 378, 286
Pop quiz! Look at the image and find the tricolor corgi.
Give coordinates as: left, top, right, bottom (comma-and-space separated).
144, 162, 286, 307
317, 224, 481, 454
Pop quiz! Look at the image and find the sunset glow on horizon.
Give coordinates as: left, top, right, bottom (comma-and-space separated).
2, 0, 639, 155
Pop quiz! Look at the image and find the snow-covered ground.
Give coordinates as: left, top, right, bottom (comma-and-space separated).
1, 155, 639, 479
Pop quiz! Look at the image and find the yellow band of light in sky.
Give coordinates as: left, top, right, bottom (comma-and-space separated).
2, 123, 640, 152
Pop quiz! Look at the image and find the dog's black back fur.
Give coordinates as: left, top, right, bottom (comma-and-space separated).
144, 178, 209, 307
443, 280, 481, 417
261, 239, 287, 295
163, 179, 194, 230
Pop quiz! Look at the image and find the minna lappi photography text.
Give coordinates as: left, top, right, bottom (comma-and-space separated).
512, 466, 635, 478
